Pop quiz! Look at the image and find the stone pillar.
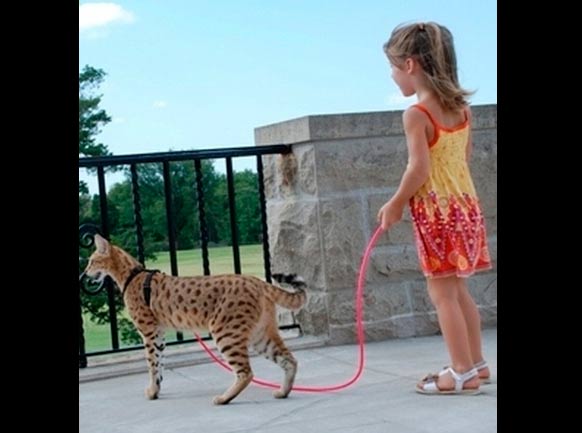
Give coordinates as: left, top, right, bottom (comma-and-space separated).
255, 105, 497, 344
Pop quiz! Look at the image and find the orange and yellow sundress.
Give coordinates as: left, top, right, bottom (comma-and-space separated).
409, 104, 492, 278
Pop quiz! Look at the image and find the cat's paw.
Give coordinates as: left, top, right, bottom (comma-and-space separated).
272, 389, 290, 399
145, 386, 159, 400
212, 395, 228, 405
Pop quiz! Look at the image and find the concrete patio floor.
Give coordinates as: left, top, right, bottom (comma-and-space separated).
80, 328, 497, 433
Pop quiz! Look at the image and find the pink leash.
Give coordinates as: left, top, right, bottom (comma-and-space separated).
194, 226, 384, 393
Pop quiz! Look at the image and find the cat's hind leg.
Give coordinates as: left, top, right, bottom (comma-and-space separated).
252, 323, 297, 399
211, 328, 254, 405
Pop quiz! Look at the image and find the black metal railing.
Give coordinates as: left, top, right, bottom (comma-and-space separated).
79, 145, 293, 368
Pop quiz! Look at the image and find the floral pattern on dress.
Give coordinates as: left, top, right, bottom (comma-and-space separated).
408, 104, 492, 278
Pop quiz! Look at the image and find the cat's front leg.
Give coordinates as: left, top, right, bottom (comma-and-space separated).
140, 326, 164, 400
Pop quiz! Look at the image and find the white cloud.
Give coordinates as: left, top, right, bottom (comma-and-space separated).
384, 93, 415, 109
152, 101, 168, 109
79, 3, 134, 32
112, 117, 125, 124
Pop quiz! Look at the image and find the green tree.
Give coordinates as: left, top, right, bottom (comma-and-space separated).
79, 65, 112, 194
234, 169, 261, 244
79, 65, 111, 157
106, 167, 167, 255
94, 160, 263, 252
107, 160, 224, 251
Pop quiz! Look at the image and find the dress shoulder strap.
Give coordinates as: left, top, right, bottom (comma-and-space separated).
411, 104, 470, 131
411, 104, 438, 130
411, 104, 439, 147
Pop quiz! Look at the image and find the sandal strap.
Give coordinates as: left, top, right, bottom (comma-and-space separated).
439, 360, 488, 376
421, 373, 439, 383
446, 367, 479, 393
474, 360, 488, 371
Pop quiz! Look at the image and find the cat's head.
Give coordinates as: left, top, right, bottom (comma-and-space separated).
83, 234, 118, 283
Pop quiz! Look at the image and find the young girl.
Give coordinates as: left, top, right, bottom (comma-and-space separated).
377, 21, 493, 395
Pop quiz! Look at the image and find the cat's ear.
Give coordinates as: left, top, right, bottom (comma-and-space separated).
94, 234, 110, 255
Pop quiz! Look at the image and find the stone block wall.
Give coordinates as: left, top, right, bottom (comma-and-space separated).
255, 105, 497, 345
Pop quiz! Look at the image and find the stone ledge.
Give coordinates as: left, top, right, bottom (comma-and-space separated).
255, 104, 496, 146
79, 334, 328, 383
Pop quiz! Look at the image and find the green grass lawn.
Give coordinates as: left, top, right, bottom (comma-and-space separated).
82, 315, 113, 352
146, 244, 265, 277
82, 244, 265, 353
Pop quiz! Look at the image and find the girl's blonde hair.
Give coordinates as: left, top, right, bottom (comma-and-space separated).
383, 22, 473, 110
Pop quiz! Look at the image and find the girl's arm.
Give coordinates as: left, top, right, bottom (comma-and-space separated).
377, 107, 431, 231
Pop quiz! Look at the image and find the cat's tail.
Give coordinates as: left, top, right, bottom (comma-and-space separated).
268, 273, 307, 310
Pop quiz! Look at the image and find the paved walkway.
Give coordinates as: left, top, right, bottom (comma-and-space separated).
79, 328, 497, 433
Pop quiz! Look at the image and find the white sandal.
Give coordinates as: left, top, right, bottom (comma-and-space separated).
435, 360, 492, 384
473, 360, 491, 384
416, 367, 481, 395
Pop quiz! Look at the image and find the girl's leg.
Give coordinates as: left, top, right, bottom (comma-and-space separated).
424, 275, 479, 391
457, 278, 490, 379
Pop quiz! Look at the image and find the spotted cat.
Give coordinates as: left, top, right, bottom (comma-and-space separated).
83, 234, 307, 405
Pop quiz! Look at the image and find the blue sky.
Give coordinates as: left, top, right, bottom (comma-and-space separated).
79, 0, 496, 192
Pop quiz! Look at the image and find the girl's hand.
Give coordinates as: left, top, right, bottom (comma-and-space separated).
377, 199, 404, 231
